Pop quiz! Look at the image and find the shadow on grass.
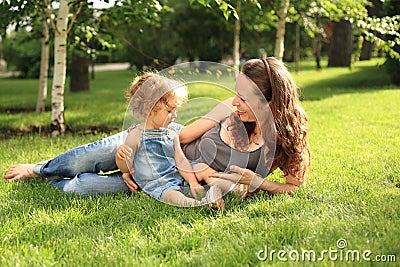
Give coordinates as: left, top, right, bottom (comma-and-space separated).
0, 124, 119, 139
298, 64, 396, 101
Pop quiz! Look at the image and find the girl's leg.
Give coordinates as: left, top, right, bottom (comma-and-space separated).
36, 131, 127, 179
163, 190, 200, 207
50, 172, 130, 195
193, 163, 235, 193
163, 187, 225, 210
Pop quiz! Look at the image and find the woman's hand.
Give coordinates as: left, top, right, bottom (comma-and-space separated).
210, 165, 304, 195
209, 165, 265, 192
122, 172, 139, 193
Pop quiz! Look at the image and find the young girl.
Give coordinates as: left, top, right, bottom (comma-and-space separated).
115, 73, 225, 209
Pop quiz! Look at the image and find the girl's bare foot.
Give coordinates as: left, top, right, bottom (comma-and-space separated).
204, 185, 225, 210
3, 164, 39, 181
122, 172, 139, 193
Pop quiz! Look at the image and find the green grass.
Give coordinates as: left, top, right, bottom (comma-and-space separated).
1, 58, 399, 266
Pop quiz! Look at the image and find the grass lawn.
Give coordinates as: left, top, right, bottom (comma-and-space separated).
0, 58, 399, 266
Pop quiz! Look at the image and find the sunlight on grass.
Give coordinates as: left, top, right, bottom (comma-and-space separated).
1, 60, 399, 266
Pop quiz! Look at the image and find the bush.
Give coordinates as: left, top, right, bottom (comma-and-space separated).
3, 30, 43, 78
383, 0, 400, 85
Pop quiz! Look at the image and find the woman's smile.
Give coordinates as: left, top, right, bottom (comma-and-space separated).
235, 109, 246, 116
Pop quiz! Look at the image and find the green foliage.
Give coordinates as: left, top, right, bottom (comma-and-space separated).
2, 30, 43, 78
1, 59, 400, 265
383, 0, 400, 85
101, 0, 235, 69
290, 0, 400, 63
189, 0, 238, 20
2, 0, 400, 76
0, 0, 45, 36
69, 2, 116, 57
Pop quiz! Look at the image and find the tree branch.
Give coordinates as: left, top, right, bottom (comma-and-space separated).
267, 0, 279, 20
44, 0, 58, 34
67, 0, 86, 34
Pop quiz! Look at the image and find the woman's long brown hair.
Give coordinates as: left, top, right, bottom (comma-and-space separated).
241, 58, 311, 182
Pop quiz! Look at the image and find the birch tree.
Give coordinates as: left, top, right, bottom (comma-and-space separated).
274, 0, 290, 60
36, 18, 50, 112
49, 0, 69, 136
233, 0, 241, 69
44, 0, 85, 137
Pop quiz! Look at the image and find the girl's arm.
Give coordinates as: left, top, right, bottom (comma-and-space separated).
173, 136, 205, 198
179, 97, 235, 144
115, 128, 140, 173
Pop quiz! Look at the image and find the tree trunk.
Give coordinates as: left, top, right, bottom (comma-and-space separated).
315, 15, 322, 70
295, 22, 300, 73
70, 51, 90, 92
90, 56, 95, 80
51, 0, 69, 137
328, 20, 353, 67
359, 38, 374, 60
359, 0, 383, 60
36, 19, 50, 113
274, 0, 290, 61
233, 0, 241, 69
0, 36, 4, 72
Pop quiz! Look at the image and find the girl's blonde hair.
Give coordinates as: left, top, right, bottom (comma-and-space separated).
126, 72, 188, 120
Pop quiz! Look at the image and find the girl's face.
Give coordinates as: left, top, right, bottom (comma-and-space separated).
148, 98, 179, 129
232, 74, 257, 123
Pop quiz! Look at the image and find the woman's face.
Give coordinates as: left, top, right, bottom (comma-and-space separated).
232, 74, 258, 123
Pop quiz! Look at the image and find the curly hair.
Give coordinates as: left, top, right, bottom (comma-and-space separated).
238, 58, 311, 182
126, 72, 188, 120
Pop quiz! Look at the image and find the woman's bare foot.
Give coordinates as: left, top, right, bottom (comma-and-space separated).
3, 164, 39, 181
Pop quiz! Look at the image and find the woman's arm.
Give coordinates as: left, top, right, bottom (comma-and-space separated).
257, 175, 303, 194
179, 97, 235, 144
209, 165, 304, 195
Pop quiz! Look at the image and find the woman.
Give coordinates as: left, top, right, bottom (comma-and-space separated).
4, 57, 310, 196
208, 58, 311, 194
180, 58, 310, 195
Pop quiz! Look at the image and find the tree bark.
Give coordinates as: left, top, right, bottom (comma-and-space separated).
51, 0, 69, 137
233, 0, 241, 69
315, 15, 322, 70
295, 22, 300, 73
0, 35, 4, 72
274, 0, 290, 61
328, 20, 353, 67
36, 19, 50, 112
70, 51, 90, 92
359, 39, 374, 60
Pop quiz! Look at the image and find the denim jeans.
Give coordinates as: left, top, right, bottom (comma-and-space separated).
33, 131, 130, 195
133, 124, 186, 199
